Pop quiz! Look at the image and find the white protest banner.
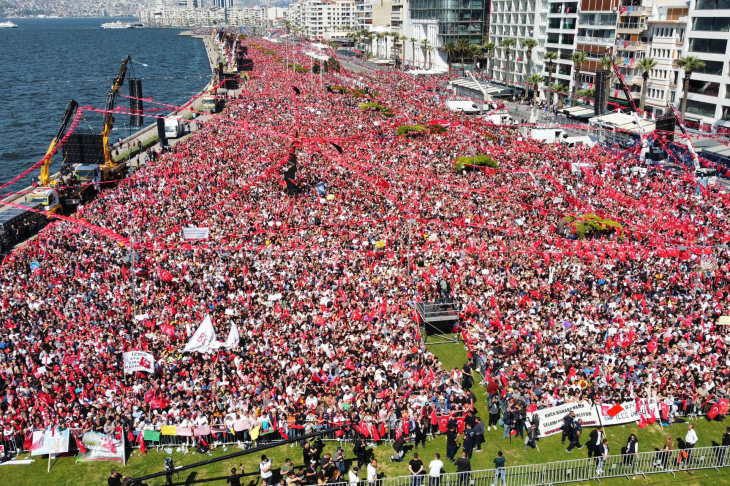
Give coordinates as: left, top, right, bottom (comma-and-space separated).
30, 429, 69, 456
122, 351, 155, 374
76, 431, 124, 463
183, 315, 217, 353
211, 323, 240, 351
534, 401, 599, 438
597, 400, 660, 426
182, 227, 210, 240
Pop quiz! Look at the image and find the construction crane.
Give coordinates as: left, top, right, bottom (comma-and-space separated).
101, 55, 131, 171
608, 56, 639, 113
667, 102, 701, 171
39, 99, 78, 188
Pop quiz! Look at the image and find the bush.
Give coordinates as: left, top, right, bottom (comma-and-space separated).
560, 213, 623, 240
312, 61, 320, 74
328, 57, 341, 72
396, 124, 427, 137
358, 102, 393, 117
453, 154, 499, 172
429, 124, 447, 134
294, 66, 308, 73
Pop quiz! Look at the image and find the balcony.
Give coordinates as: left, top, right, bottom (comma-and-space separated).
577, 35, 613, 45
616, 40, 646, 51
616, 21, 646, 33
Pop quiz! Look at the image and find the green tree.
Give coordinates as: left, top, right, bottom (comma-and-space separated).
470, 44, 482, 71
527, 74, 544, 105
522, 38, 538, 83
499, 38, 516, 84
543, 51, 558, 107
677, 56, 706, 118
443, 41, 457, 71
552, 83, 568, 108
571, 51, 588, 106
636, 57, 658, 112
456, 38, 471, 66
421, 39, 431, 68
483, 42, 496, 80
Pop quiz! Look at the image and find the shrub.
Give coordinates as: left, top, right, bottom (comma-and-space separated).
429, 124, 447, 134
328, 57, 341, 72
396, 124, 427, 137
560, 213, 623, 240
453, 154, 499, 172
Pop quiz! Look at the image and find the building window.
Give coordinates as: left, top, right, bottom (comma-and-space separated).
693, 17, 730, 32
696, 0, 730, 8
688, 80, 720, 96
682, 98, 716, 117
693, 60, 725, 75
689, 38, 728, 54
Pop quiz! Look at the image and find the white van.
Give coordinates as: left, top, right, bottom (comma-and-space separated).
164, 118, 183, 138
446, 100, 481, 114
560, 135, 598, 148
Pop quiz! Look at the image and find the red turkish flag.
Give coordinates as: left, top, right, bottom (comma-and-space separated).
637, 415, 647, 429
137, 432, 146, 454
647, 340, 657, 353
438, 416, 449, 433
708, 403, 721, 420
719, 399, 729, 416
606, 403, 624, 417
75, 434, 88, 454
660, 403, 670, 420
456, 417, 465, 434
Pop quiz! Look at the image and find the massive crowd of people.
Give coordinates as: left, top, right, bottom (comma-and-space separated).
0, 34, 729, 458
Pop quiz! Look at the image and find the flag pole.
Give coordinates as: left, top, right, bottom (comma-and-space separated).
123, 428, 127, 467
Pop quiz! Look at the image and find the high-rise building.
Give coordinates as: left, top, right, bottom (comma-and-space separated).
177, 0, 199, 8
675, 0, 730, 125
214, 0, 234, 7
404, 0, 489, 69
643, 2, 688, 118
286, 0, 355, 40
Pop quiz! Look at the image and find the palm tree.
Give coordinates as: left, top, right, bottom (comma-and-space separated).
599, 55, 618, 113
410, 38, 417, 67
552, 83, 568, 108
677, 56, 706, 118
421, 39, 430, 68
577, 88, 595, 102
470, 45, 482, 71
456, 38, 471, 68
543, 51, 558, 107
443, 41, 457, 71
426, 46, 434, 69
522, 39, 538, 81
636, 57, 658, 112
400, 35, 408, 66
499, 38, 516, 84
571, 51, 588, 106
527, 74, 544, 105
483, 42, 496, 80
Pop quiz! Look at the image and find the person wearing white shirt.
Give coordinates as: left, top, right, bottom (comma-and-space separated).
685, 424, 698, 467
260, 455, 273, 486
428, 453, 444, 486
367, 459, 379, 486
348, 467, 360, 486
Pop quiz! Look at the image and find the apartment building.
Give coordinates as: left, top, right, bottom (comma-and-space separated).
286, 0, 355, 39
675, 0, 730, 125
643, 2, 687, 118
404, 0, 489, 69
489, 0, 545, 91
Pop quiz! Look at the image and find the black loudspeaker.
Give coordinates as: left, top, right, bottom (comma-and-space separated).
237, 58, 253, 73
156, 118, 167, 146
62, 133, 105, 166
221, 71, 240, 89
655, 114, 676, 142
594, 69, 609, 116
129, 78, 144, 128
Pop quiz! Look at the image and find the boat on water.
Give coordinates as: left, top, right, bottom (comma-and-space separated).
131, 22, 145, 28
0, 21, 18, 28
101, 21, 132, 29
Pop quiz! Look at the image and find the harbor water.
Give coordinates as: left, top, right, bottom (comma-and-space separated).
0, 17, 211, 189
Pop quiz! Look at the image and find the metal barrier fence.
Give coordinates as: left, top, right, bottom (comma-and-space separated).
378, 446, 729, 486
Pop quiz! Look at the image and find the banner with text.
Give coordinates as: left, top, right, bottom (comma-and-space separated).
534, 401, 599, 438
122, 351, 155, 374
182, 227, 210, 240
597, 400, 660, 426
76, 431, 124, 463
30, 429, 70, 456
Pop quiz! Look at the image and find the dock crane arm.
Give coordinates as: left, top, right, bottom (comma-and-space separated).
667, 102, 700, 171
609, 56, 639, 113
40, 99, 79, 187
101, 55, 131, 169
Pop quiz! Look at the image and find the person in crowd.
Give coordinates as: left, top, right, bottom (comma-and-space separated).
524, 423, 539, 451
685, 424, 698, 469
260, 455, 273, 486
596, 439, 609, 475
227, 466, 244, 486
408, 452, 424, 486
428, 453, 443, 486
492, 451, 506, 486
566, 418, 583, 453
454, 451, 471, 486
473, 417, 485, 453
446, 425, 459, 462
367, 459, 378, 486
348, 467, 359, 486
587, 426, 603, 459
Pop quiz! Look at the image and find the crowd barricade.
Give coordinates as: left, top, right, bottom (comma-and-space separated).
378, 446, 730, 486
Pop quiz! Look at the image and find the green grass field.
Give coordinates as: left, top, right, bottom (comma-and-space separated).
1, 341, 729, 486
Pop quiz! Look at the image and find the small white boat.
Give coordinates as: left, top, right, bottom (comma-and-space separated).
101, 21, 132, 29
0, 21, 18, 28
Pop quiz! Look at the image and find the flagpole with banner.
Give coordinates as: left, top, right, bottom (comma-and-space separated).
123, 428, 126, 467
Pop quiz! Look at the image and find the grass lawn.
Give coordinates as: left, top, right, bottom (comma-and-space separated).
2, 340, 729, 486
